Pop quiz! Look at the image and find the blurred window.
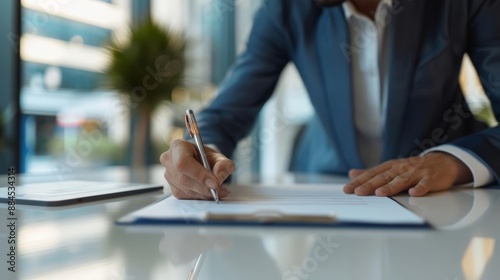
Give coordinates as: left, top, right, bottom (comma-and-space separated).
20, 0, 130, 173
18, 0, 293, 175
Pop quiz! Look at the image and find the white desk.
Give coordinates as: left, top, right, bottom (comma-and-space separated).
1, 166, 499, 280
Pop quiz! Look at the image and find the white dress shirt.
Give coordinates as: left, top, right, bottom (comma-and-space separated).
343, 0, 494, 187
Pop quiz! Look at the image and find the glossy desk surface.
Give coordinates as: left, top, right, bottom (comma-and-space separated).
1, 166, 499, 280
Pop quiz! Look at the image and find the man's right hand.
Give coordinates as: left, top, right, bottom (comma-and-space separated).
159, 139, 235, 200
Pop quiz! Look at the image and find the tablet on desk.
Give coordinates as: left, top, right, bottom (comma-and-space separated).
0, 180, 163, 206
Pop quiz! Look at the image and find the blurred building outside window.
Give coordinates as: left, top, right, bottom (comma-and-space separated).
20, 0, 133, 174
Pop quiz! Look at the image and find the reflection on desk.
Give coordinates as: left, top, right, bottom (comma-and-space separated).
0, 168, 499, 280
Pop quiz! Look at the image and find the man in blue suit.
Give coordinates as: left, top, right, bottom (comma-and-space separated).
160, 0, 500, 199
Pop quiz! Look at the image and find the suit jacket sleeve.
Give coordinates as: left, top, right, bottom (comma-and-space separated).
450, 0, 500, 183
193, 1, 291, 158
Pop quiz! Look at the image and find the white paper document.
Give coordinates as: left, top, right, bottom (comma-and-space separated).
118, 184, 426, 226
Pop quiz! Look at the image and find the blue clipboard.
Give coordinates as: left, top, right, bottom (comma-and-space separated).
116, 195, 432, 229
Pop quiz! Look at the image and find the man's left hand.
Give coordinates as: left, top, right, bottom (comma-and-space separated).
343, 152, 473, 197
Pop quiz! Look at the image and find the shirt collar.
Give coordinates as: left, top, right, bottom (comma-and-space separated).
342, 0, 393, 21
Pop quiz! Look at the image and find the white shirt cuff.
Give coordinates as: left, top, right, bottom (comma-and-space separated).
421, 144, 494, 188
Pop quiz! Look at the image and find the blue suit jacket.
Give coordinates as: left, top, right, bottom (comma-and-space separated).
196, 0, 500, 183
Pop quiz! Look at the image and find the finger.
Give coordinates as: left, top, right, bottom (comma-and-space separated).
409, 177, 454, 197
218, 186, 230, 198
172, 184, 230, 200
171, 141, 219, 190
159, 151, 170, 166
344, 162, 393, 193
374, 171, 419, 197
174, 184, 230, 200
352, 171, 398, 196
169, 182, 212, 200
166, 169, 214, 198
212, 158, 235, 184
180, 172, 217, 197
348, 169, 366, 179
408, 179, 432, 197
168, 171, 230, 200
168, 163, 230, 200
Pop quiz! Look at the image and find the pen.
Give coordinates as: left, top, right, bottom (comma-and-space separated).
185, 109, 220, 204
188, 251, 207, 280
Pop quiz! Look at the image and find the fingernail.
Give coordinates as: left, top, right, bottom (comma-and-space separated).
344, 184, 353, 191
205, 179, 217, 189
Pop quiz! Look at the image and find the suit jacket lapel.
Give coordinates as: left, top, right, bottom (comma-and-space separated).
318, 7, 363, 168
382, 0, 427, 161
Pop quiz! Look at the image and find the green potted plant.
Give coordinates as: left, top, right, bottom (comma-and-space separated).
104, 19, 186, 168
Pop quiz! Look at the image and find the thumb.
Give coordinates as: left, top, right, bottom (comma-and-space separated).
348, 169, 366, 179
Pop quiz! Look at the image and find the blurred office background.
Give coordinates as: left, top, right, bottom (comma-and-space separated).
0, 0, 270, 176
0, 0, 497, 176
